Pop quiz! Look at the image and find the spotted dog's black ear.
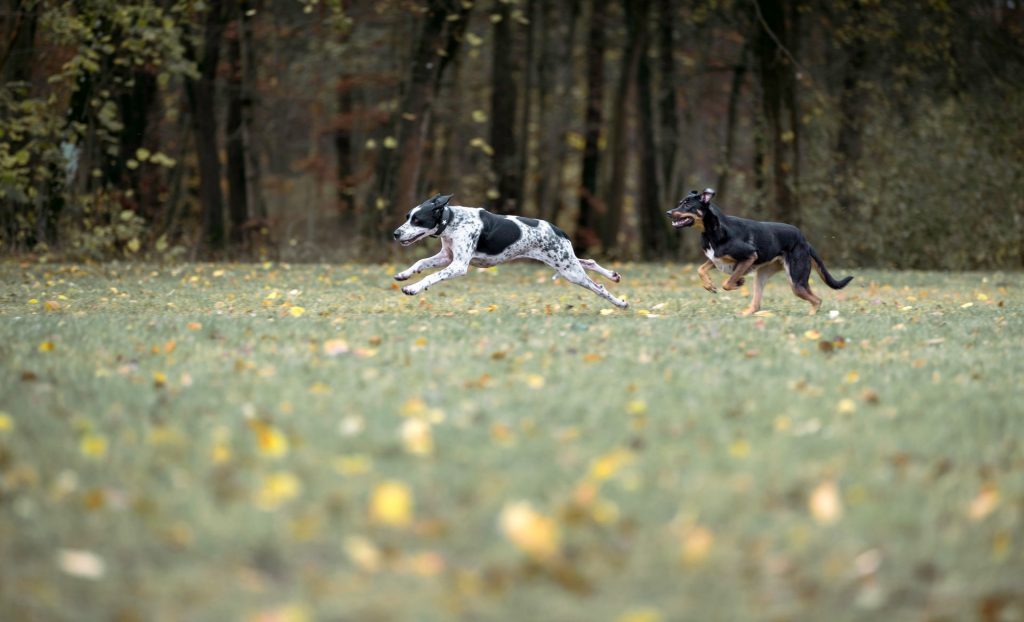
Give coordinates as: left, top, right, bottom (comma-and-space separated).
431, 193, 453, 215
699, 188, 715, 205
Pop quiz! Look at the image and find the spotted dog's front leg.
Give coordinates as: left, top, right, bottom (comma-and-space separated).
394, 247, 453, 281
400, 243, 473, 296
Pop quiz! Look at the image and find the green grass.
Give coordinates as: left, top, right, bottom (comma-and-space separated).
1, 261, 1022, 621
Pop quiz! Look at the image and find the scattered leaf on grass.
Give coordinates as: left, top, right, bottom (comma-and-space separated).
499, 501, 561, 562
401, 419, 434, 456
616, 607, 663, 622
255, 471, 302, 510
968, 484, 999, 521
80, 434, 108, 460
57, 549, 105, 580
343, 535, 381, 572
681, 525, 715, 566
323, 339, 349, 356
809, 480, 843, 524
370, 480, 413, 528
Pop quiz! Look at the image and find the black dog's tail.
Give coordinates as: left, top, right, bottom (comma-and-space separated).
808, 246, 853, 290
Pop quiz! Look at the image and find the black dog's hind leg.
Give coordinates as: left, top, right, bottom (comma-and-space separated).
741, 261, 783, 316
784, 249, 822, 314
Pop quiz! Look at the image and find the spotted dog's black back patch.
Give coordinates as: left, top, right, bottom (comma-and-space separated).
516, 216, 540, 227
476, 210, 522, 255
551, 225, 569, 240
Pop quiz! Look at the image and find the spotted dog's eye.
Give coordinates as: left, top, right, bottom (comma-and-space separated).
411, 217, 422, 226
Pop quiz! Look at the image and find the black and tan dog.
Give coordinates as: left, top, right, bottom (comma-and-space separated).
666, 188, 852, 315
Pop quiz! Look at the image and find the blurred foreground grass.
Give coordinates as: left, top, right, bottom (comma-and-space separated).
1, 261, 1022, 621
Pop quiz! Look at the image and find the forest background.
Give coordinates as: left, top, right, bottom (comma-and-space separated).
1, 0, 1022, 268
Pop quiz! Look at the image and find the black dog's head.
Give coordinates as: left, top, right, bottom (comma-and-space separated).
393, 193, 453, 246
666, 188, 715, 231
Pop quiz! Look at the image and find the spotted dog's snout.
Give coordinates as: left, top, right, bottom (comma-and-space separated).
393, 229, 401, 240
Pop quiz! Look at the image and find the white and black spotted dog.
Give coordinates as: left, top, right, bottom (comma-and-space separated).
392, 193, 628, 308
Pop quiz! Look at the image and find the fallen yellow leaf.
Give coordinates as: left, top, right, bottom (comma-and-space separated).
400, 419, 434, 456
289, 306, 306, 317
255, 471, 302, 510
499, 501, 561, 562
681, 525, 715, 566
809, 480, 843, 524
616, 607, 663, 622
80, 433, 108, 459
369, 480, 414, 528
968, 484, 999, 521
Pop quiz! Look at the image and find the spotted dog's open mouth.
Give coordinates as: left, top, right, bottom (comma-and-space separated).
671, 215, 695, 228
399, 230, 431, 246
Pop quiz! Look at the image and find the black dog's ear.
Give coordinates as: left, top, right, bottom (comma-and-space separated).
699, 188, 716, 204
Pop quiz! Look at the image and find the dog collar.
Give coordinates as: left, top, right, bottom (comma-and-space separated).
431, 206, 452, 238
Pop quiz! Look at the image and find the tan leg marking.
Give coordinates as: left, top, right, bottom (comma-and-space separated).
741, 261, 783, 316
698, 261, 717, 293
792, 284, 822, 315
722, 254, 758, 291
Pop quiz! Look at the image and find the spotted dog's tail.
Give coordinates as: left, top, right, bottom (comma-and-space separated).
809, 246, 853, 290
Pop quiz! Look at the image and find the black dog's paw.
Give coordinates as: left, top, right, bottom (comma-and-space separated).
735, 277, 746, 287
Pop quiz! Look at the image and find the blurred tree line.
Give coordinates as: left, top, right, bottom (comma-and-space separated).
1, 0, 1022, 267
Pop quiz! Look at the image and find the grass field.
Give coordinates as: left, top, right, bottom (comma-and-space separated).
1, 261, 1022, 621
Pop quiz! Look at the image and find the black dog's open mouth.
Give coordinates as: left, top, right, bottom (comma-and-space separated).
671, 215, 695, 228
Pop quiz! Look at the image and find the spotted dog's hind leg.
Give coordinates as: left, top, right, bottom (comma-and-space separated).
531, 250, 628, 309
578, 258, 621, 283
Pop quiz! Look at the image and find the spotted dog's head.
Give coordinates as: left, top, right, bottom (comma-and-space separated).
393, 193, 453, 246
666, 188, 715, 231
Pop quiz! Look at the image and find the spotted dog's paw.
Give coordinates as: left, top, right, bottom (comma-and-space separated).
610, 272, 621, 283
401, 285, 419, 296
394, 272, 412, 282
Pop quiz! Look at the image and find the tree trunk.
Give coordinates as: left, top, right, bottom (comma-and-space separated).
716, 45, 748, 199
575, 0, 608, 253
372, 0, 469, 238
656, 0, 681, 205
636, 0, 669, 260
533, 0, 580, 223
490, 0, 519, 213
226, 15, 248, 248
184, 0, 227, 254
755, 0, 799, 225
1, 0, 37, 85
516, 0, 536, 214
601, 0, 646, 254
834, 0, 866, 214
